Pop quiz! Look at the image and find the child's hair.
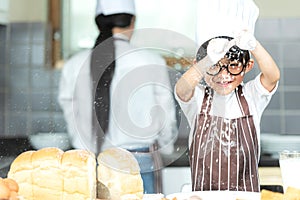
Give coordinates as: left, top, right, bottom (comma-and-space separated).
196, 36, 250, 67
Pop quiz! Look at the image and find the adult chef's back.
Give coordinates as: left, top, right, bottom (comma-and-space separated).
101, 33, 178, 155
58, 49, 97, 153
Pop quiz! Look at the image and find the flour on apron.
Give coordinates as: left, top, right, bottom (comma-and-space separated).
189, 85, 259, 192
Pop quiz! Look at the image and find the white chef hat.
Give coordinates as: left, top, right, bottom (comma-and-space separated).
195, 0, 259, 46
96, 0, 136, 16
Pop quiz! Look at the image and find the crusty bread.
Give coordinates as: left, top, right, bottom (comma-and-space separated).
261, 187, 300, 200
0, 178, 11, 199
97, 147, 144, 200
261, 189, 283, 200
32, 147, 64, 200
8, 147, 143, 200
8, 147, 96, 200
284, 187, 300, 200
0, 178, 20, 200
62, 149, 96, 200
8, 150, 35, 200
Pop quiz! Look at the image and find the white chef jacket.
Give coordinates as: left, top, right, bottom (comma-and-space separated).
175, 74, 278, 150
58, 49, 97, 153
101, 33, 178, 154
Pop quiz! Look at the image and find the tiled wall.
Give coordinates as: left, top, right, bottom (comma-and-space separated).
0, 22, 65, 137
255, 18, 300, 135
0, 18, 300, 138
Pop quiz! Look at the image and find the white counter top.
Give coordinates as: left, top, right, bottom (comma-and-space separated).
259, 167, 283, 186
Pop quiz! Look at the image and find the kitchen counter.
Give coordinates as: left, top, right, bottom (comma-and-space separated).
0, 137, 281, 178
162, 166, 284, 194
259, 167, 282, 186
259, 167, 283, 193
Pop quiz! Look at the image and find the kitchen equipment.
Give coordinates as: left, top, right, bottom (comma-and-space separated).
29, 132, 71, 151
279, 151, 300, 192
261, 134, 300, 158
162, 167, 191, 195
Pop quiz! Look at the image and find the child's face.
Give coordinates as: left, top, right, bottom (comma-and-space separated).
204, 57, 250, 96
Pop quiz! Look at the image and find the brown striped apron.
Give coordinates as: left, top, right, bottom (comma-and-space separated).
189, 85, 260, 192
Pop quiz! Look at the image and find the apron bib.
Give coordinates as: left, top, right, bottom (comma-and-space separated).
189, 85, 259, 192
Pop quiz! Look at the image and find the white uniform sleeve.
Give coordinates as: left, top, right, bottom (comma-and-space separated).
174, 84, 205, 147
58, 50, 91, 149
244, 73, 279, 117
174, 84, 204, 128
58, 59, 78, 147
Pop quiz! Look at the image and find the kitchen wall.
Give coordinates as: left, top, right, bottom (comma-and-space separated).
250, 18, 300, 135
1, 1, 300, 141
0, 23, 65, 137
255, 0, 300, 18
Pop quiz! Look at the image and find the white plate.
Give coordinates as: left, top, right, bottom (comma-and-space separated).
166, 191, 260, 200
142, 193, 164, 200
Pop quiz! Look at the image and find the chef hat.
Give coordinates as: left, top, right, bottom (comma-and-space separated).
195, 0, 259, 46
96, 0, 136, 16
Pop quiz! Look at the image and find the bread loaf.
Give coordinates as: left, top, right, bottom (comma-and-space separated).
284, 187, 300, 200
261, 189, 283, 200
97, 147, 144, 200
8, 150, 34, 199
0, 177, 19, 200
7, 147, 96, 200
62, 149, 96, 200
31, 147, 64, 199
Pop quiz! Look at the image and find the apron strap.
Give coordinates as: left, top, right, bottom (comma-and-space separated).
200, 87, 213, 114
235, 85, 251, 116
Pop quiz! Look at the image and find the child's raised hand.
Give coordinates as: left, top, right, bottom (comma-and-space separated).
194, 38, 234, 76
234, 29, 257, 51
207, 38, 234, 64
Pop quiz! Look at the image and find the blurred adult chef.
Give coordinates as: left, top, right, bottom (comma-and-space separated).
91, 0, 178, 193
58, 49, 97, 153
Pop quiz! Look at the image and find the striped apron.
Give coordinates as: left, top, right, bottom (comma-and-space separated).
189, 85, 260, 192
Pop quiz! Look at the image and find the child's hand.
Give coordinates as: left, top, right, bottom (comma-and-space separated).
207, 38, 233, 64
234, 30, 257, 51
194, 38, 234, 75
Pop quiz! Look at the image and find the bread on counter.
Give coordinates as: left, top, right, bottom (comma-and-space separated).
284, 187, 300, 200
31, 147, 64, 199
7, 150, 34, 199
97, 147, 144, 200
62, 149, 96, 200
261, 187, 300, 200
261, 189, 283, 200
7, 147, 144, 200
0, 177, 19, 200
7, 147, 96, 200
